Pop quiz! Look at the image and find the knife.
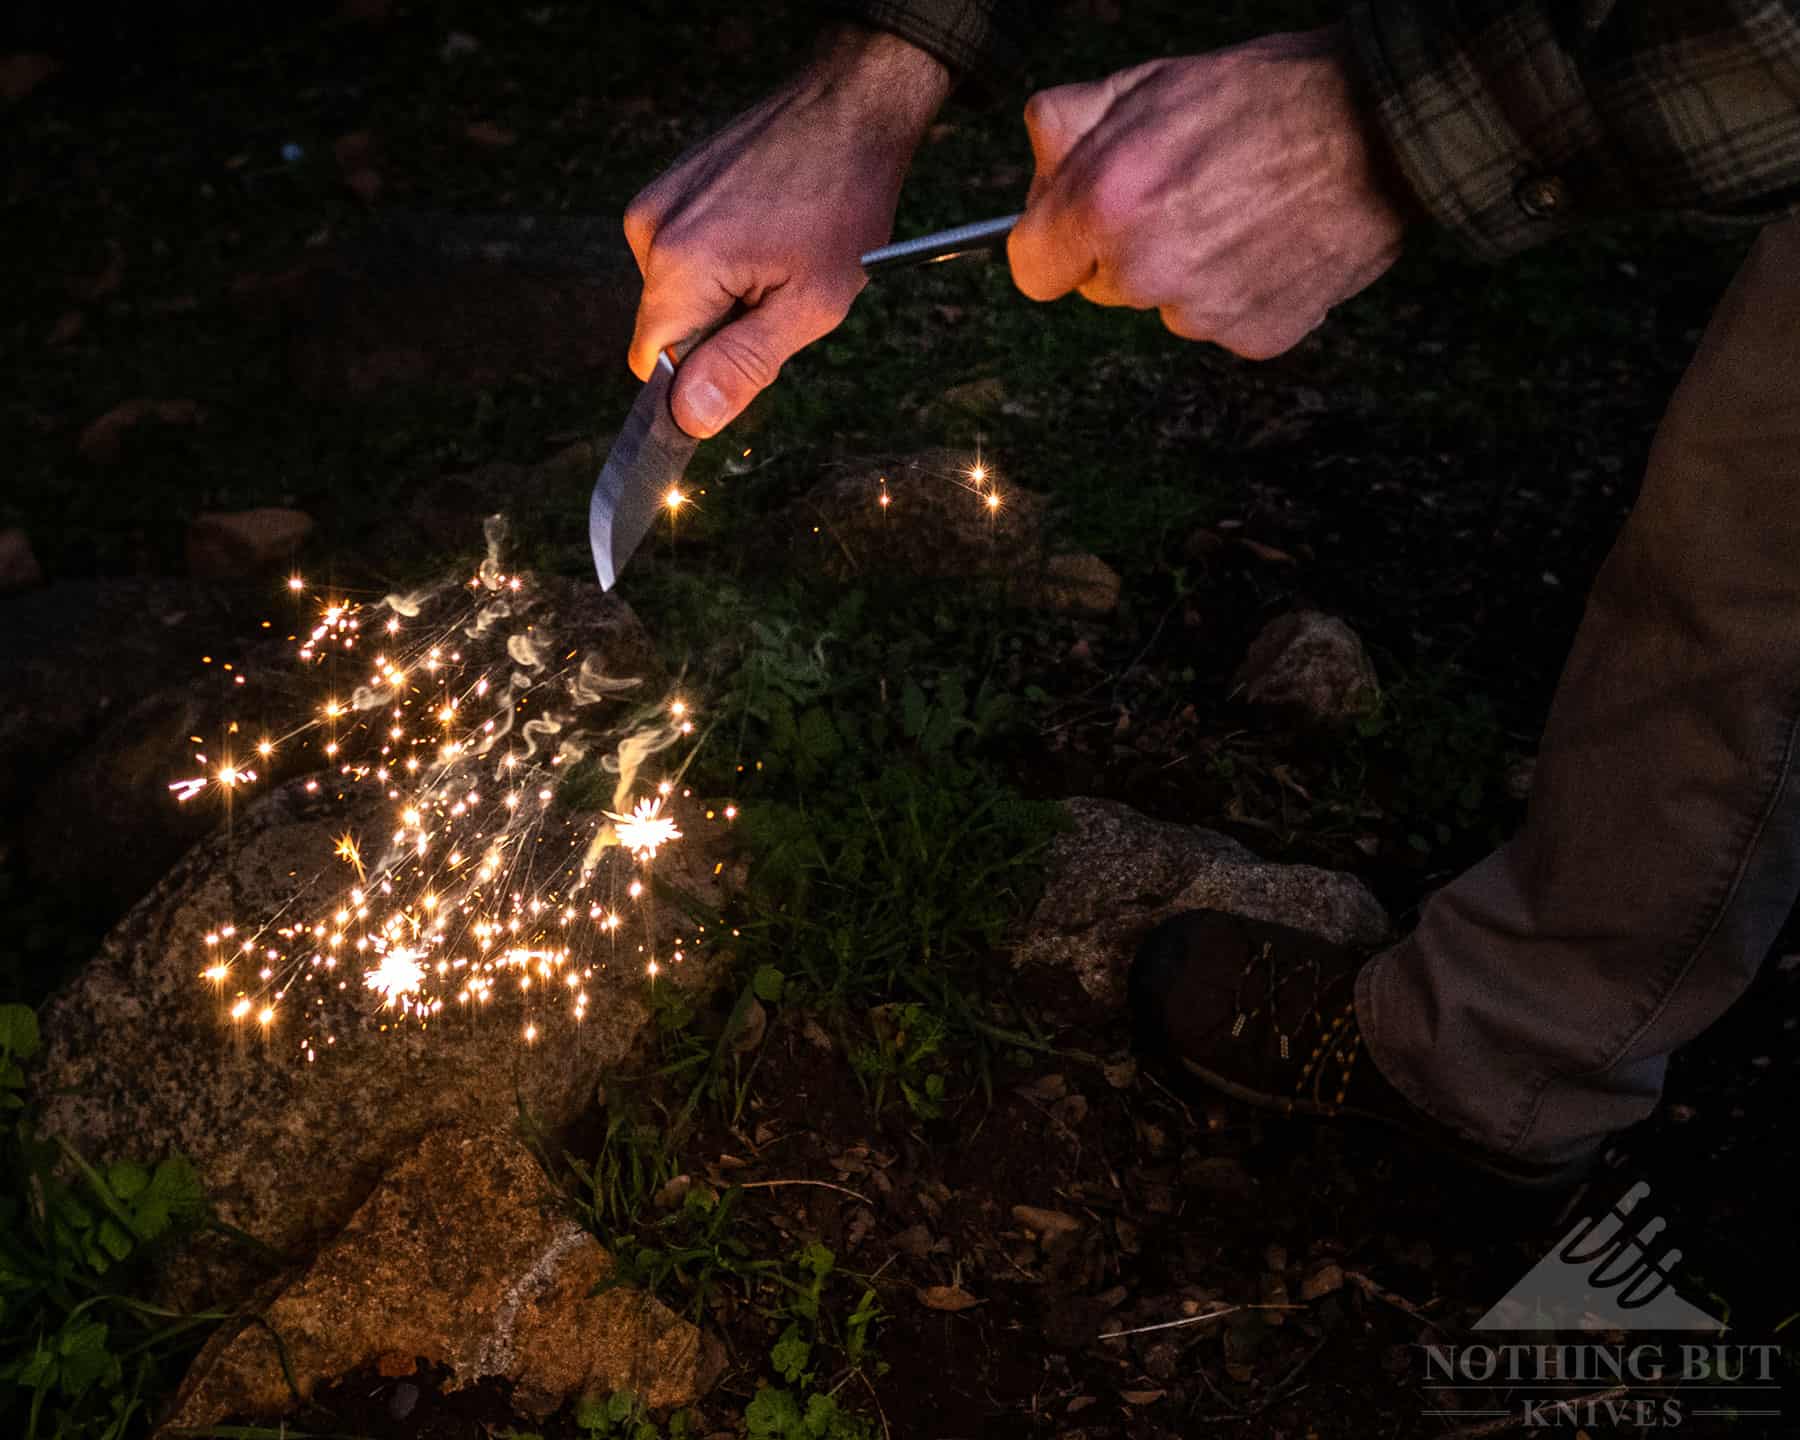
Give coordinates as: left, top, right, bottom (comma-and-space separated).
588, 214, 1020, 591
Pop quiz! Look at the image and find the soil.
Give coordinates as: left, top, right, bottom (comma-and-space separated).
274, 922, 1800, 1440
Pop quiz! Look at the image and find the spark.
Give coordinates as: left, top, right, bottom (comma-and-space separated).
169, 777, 207, 803
363, 947, 426, 1009
665, 487, 685, 511
288, 576, 304, 592
334, 833, 366, 883
986, 491, 1002, 512
606, 795, 681, 860
969, 462, 987, 485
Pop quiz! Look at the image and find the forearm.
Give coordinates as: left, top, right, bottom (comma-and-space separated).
1347, 0, 1800, 259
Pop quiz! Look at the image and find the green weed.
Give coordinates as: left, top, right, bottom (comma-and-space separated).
0, 1004, 227, 1440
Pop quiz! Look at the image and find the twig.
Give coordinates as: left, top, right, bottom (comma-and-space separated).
860, 1367, 893, 1440
1142, 1069, 1199, 1129
1097, 1305, 1242, 1340
1437, 1387, 1630, 1439
804, 497, 860, 575
737, 1178, 873, 1205
1343, 1269, 1453, 1336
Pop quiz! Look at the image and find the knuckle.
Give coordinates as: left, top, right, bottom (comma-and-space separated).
711, 331, 782, 392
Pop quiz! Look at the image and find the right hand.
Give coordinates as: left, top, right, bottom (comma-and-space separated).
624, 28, 951, 438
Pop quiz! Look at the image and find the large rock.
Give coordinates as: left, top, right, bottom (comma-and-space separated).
160, 1126, 713, 1434
32, 565, 716, 1306
786, 451, 1121, 616
1231, 610, 1379, 728
1013, 797, 1390, 1008
186, 508, 315, 580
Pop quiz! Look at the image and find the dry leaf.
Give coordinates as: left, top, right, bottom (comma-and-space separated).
1236, 538, 1297, 565
917, 1285, 982, 1313
464, 120, 517, 149
47, 311, 84, 345
1011, 1205, 1082, 1241
1120, 1389, 1166, 1405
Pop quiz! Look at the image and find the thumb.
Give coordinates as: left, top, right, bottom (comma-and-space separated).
669, 282, 855, 439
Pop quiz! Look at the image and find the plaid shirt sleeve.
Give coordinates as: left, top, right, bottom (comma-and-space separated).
1346, 0, 1800, 259
829, 0, 1030, 86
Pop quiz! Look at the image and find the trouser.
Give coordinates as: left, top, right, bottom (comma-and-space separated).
1357, 216, 1800, 1166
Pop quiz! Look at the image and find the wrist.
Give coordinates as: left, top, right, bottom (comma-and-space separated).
807, 22, 952, 136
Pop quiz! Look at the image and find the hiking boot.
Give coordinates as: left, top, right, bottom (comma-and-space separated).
1128, 909, 1599, 1190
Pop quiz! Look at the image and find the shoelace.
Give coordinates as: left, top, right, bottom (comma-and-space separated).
1225, 939, 1364, 1110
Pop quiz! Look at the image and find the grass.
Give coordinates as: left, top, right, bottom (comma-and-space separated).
0, 1006, 233, 1440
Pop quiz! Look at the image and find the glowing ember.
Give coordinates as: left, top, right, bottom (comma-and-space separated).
607, 796, 681, 861
364, 947, 426, 1008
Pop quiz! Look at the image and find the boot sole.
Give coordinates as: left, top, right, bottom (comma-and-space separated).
1178, 1057, 1599, 1192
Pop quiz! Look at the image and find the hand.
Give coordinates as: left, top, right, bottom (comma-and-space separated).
624, 27, 950, 438
1007, 25, 1412, 359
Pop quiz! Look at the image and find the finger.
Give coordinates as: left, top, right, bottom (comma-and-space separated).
1022, 76, 1121, 184
670, 281, 857, 439
622, 191, 660, 275
626, 255, 737, 383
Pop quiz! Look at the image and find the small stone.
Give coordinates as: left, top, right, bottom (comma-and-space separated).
1035, 552, 1122, 618
186, 508, 314, 579
0, 528, 43, 591
1506, 756, 1537, 801
1231, 610, 1379, 729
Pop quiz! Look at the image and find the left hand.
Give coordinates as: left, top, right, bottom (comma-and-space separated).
1007, 24, 1413, 359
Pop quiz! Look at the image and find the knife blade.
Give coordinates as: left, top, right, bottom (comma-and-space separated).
589, 213, 1019, 591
